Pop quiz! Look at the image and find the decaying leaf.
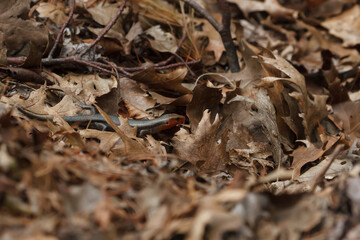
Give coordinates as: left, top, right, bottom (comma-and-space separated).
229, 0, 296, 18
291, 135, 340, 178
321, 5, 360, 47
132, 67, 191, 95
173, 110, 229, 170
145, 25, 178, 53
1, 1, 359, 239
34, 2, 67, 25
260, 53, 329, 137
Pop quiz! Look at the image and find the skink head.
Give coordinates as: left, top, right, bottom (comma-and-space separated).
160, 114, 185, 131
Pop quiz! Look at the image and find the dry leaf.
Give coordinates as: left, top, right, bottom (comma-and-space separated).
229, 0, 296, 18
321, 5, 360, 47
291, 135, 340, 178
173, 110, 229, 170
34, 2, 67, 25
145, 25, 178, 53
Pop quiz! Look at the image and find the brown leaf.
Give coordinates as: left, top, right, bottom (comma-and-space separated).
260, 53, 329, 137
118, 77, 156, 115
192, 18, 225, 63
225, 40, 264, 90
186, 85, 222, 132
291, 135, 340, 178
0, 18, 48, 67
132, 67, 191, 95
173, 110, 229, 170
0, 0, 31, 19
58, 73, 118, 105
252, 89, 285, 166
94, 104, 150, 158
87, 1, 125, 35
332, 100, 360, 139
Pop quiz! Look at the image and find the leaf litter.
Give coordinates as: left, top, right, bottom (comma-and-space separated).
0, 0, 360, 239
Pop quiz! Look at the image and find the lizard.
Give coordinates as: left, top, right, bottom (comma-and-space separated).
18, 107, 185, 137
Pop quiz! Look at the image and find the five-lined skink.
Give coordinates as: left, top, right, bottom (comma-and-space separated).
18, 108, 185, 137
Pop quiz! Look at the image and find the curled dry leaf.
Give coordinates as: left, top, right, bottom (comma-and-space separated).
297, 19, 360, 66
260, 53, 328, 137
118, 77, 156, 116
252, 89, 284, 166
225, 40, 264, 90
132, 67, 191, 95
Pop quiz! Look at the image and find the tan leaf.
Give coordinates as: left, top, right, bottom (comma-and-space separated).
321, 5, 360, 47
145, 25, 177, 53
87, 2, 124, 35
58, 73, 117, 105
192, 18, 225, 62
228, 0, 296, 18
34, 2, 67, 25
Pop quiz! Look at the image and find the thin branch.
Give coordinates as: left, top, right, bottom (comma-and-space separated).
172, 52, 196, 76
154, 26, 188, 67
78, 0, 127, 57
181, 0, 240, 72
73, 59, 117, 76
41, 55, 199, 75
155, 59, 199, 70
182, 0, 221, 32
100, 59, 133, 77
47, 0, 76, 59
7, 57, 26, 65
42, 56, 120, 77
218, 0, 240, 72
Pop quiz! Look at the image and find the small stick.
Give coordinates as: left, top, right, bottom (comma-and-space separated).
182, 0, 221, 32
47, 0, 76, 59
155, 26, 188, 67
181, 0, 240, 72
155, 59, 199, 70
78, 0, 127, 57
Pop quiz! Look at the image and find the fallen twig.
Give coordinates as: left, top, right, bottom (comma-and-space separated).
181, 0, 240, 72
47, 0, 76, 60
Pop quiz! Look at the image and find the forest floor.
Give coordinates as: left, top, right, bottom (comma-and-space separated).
0, 0, 360, 239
